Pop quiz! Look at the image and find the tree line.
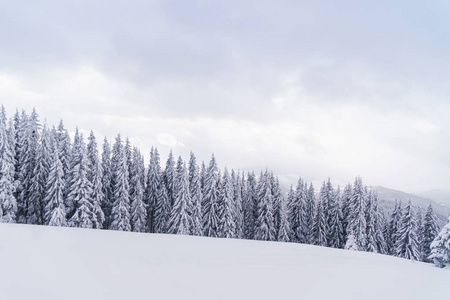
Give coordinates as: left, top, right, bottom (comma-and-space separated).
0, 106, 448, 267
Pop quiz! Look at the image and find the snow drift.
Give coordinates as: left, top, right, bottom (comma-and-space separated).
0, 223, 448, 300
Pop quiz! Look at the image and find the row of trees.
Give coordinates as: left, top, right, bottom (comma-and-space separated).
0, 106, 448, 266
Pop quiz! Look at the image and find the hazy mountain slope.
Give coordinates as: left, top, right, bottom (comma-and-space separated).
417, 190, 450, 208
374, 186, 450, 225
0, 223, 449, 300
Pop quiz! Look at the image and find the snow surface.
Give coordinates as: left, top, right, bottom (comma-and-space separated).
0, 223, 449, 300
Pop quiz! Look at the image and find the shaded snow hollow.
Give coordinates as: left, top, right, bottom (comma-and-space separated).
0, 223, 449, 300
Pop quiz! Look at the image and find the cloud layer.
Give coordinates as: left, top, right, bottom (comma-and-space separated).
1, 1, 450, 192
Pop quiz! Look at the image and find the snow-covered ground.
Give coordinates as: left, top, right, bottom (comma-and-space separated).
0, 223, 448, 300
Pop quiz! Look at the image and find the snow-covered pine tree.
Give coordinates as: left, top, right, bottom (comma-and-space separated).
345, 177, 367, 251
286, 185, 296, 242
16, 109, 40, 223
277, 195, 291, 242
188, 151, 203, 236
304, 183, 316, 244
415, 207, 424, 261
67, 134, 95, 228
429, 216, 450, 268
153, 182, 170, 234
144, 147, 159, 232
218, 167, 236, 238
271, 176, 285, 241
270, 174, 279, 230
200, 161, 206, 191
56, 120, 71, 179
124, 137, 133, 183
12, 109, 20, 192
365, 188, 378, 253
288, 179, 302, 242
389, 200, 403, 255
168, 159, 192, 235
130, 147, 147, 232
3, 117, 17, 222
317, 181, 331, 245
64, 127, 82, 219
394, 201, 420, 261
297, 181, 312, 244
87, 131, 105, 229
322, 179, 334, 235
375, 205, 388, 254
422, 204, 440, 263
327, 185, 343, 248
147, 147, 164, 233
340, 183, 352, 242
109, 134, 131, 231
232, 170, 244, 238
313, 194, 327, 246
164, 150, 176, 207
243, 172, 256, 239
202, 154, 221, 237
28, 121, 51, 225
254, 171, 276, 241
0, 107, 17, 222
44, 146, 66, 226
101, 137, 113, 229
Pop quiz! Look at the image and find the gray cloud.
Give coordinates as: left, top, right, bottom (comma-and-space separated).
1, 0, 450, 192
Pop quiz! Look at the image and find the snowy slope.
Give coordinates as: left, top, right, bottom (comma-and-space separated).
0, 223, 449, 300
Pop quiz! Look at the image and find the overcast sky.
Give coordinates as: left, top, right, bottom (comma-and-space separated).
1, 1, 450, 193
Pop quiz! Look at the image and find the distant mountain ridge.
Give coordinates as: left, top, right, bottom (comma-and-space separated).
416, 190, 450, 208
373, 186, 450, 226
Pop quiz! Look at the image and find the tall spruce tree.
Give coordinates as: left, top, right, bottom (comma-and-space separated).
415, 207, 424, 261
145, 147, 161, 232
365, 189, 377, 252
153, 182, 170, 234
28, 122, 51, 225
340, 183, 352, 242
44, 147, 66, 226
328, 185, 343, 248
277, 196, 291, 242
188, 152, 203, 236
254, 171, 276, 241
168, 159, 192, 235
232, 170, 244, 238
375, 205, 388, 254
101, 137, 113, 229
243, 172, 257, 239
389, 200, 403, 255
288, 179, 303, 242
202, 154, 221, 237
164, 150, 176, 207
56, 120, 71, 179
67, 134, 94, 228
313, 197, 327, 246
109, 134, 131, 231
130, 147, 147, 232
16, 109, 40, 223
87, 131, 105, 229
297, 181, 312, 244
346, 177, 367, 251
218, 168, 236, 238
0, 107, 17, 222
429, 217, 450, 268
422, 204, 440, 263
394, 201, 420, 260
64, 127, 81, 219
304, 183, 316, 244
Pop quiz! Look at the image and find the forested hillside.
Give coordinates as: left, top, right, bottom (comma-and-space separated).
0, 106, 447, 265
